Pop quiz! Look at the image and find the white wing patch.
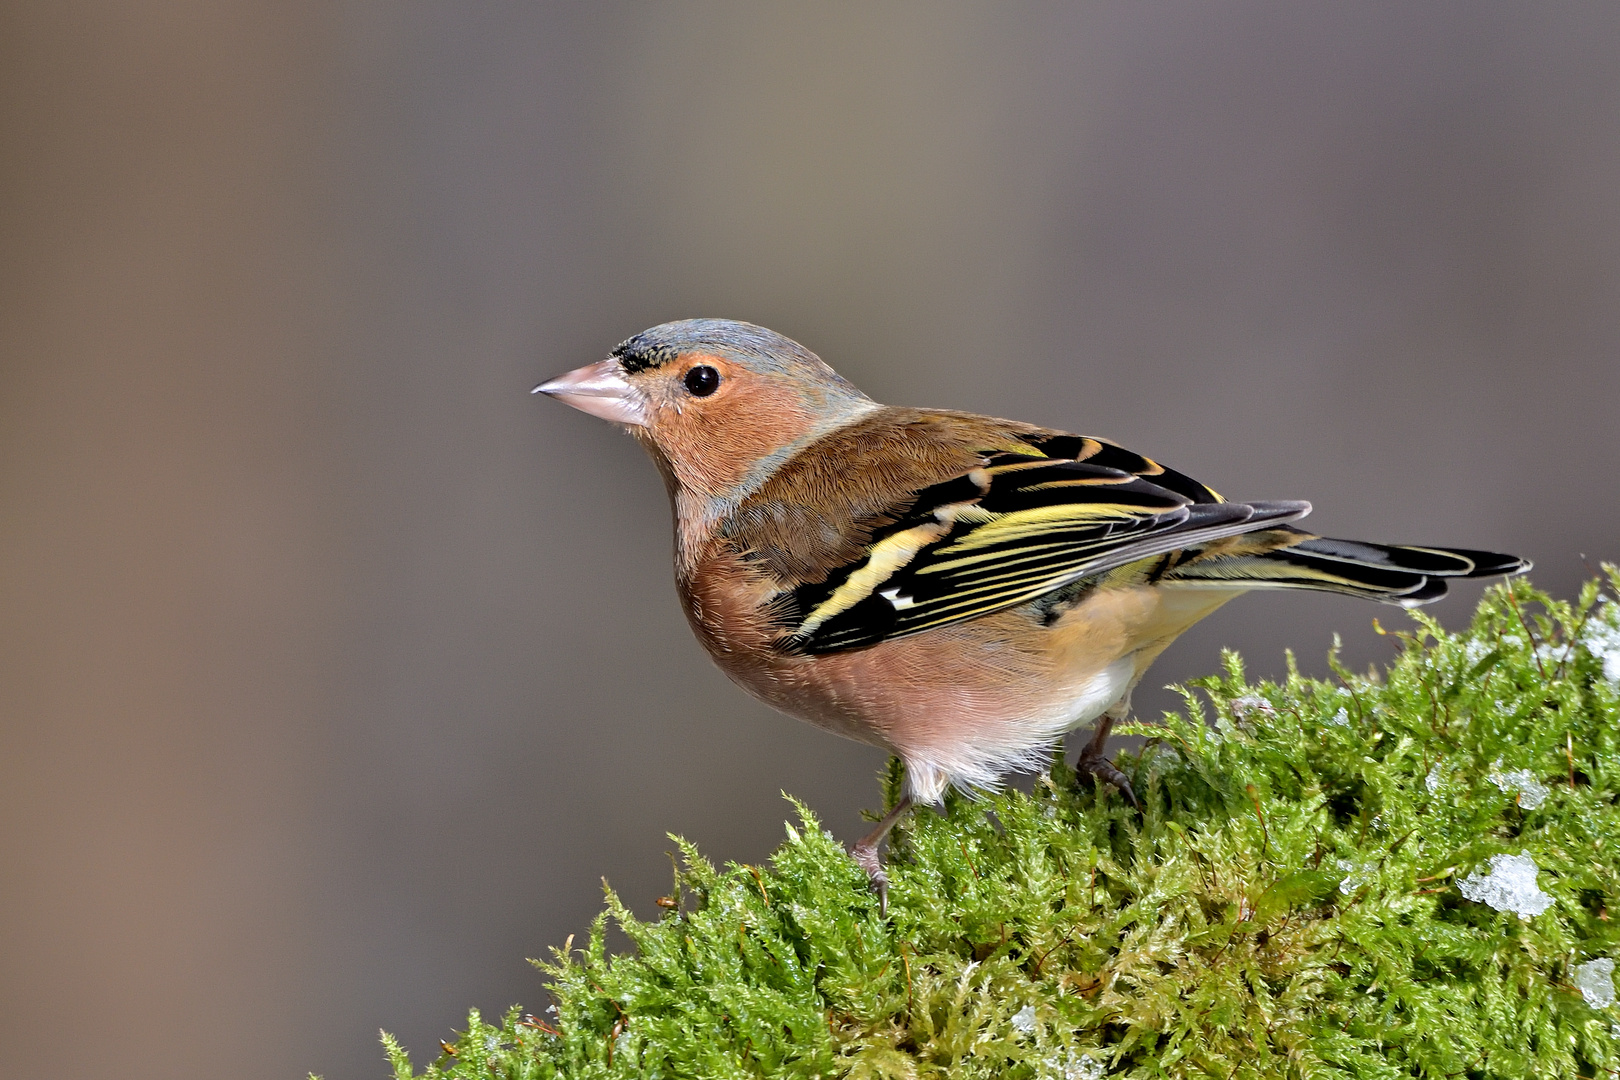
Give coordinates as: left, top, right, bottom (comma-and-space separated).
793, 521, 948, 638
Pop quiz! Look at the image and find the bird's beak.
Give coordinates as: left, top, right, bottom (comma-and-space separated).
531, 360, 648, 427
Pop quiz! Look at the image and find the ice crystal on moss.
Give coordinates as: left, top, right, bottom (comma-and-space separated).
1458, 852, 1553, 918
1230, 693, 1274, 723
1045, 1050, 1106, 1079
1489, 763, 1550, 809
1576, 958, 1616, 1008
1583, 611, 1620, 684
1337, 858, 1374, 894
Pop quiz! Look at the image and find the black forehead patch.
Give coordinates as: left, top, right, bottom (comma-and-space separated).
611, 336, 684, 374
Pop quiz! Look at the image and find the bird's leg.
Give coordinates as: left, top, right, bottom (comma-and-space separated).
1076, 695, 1139, 808
850, 795, 912, 914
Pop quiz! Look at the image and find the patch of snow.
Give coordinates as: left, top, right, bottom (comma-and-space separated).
1011, 1004, 1038, 1035
1582, 614, 1620, 685
1576, 958, 1616, 1008
1425, 764, 1443, 794
1230, 694, 1275, 722
1337, 859, 1374, 895
1489, 764, 1550, 810
1458, 852, 1554, 919
1043, 1051, 1106, 1080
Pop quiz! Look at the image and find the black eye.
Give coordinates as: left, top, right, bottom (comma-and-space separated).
683, 365, 720, 397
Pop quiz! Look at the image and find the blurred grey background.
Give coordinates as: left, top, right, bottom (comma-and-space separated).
2, 3, 1617, 1077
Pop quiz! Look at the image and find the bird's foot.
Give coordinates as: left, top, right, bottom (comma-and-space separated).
850, 840, 890, 915
1076, 749, 1139, 809
849, 794, 911, 916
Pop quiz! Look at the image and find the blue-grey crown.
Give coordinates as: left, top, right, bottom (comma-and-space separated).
612, 319, 823, 375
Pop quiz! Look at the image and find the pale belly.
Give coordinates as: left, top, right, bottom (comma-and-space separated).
695, 577, 1244, 804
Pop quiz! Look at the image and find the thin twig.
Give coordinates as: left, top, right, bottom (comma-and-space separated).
1555, 590, 1600, 683
1246, 784, 1271, 860
900, 941, 914, 1020
1030, 924, 1080, 976
1506, 580, 1548, 681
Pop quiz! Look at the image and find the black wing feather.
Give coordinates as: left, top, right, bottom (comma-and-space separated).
782, 440, 1308, 654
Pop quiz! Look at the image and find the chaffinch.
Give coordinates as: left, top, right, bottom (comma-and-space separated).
535, 319, 1527, 895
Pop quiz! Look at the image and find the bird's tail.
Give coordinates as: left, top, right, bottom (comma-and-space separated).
1161, 527, 1529, 607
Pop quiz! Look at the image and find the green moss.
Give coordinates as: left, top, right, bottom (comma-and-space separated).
379, 574, 1620, 1079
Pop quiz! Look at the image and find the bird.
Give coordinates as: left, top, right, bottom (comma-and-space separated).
534, 318, 1528, 898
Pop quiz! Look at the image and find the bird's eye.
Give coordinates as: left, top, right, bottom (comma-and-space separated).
683, 365, 720, 397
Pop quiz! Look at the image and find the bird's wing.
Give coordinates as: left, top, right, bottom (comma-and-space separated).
780, 432, 1309, 654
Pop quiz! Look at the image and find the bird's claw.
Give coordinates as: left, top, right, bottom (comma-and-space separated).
1077, 750, 1139, 809
850, 841, 890, 915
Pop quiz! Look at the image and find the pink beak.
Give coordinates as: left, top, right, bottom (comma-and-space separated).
531, 359, 648, 427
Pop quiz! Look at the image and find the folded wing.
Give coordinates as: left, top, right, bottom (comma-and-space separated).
783, 433, 1310, 653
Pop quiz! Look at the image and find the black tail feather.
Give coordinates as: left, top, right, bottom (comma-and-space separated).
1287, 534, 1529, 579
1165, 529, 1529, 608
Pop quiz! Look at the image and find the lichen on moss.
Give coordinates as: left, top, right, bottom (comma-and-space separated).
379, 572, 1620, 1079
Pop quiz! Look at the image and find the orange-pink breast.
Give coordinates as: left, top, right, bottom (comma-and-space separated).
679, 542, 1243, 800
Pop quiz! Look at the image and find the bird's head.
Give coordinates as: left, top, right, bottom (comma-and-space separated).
535, 319, 876, 506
